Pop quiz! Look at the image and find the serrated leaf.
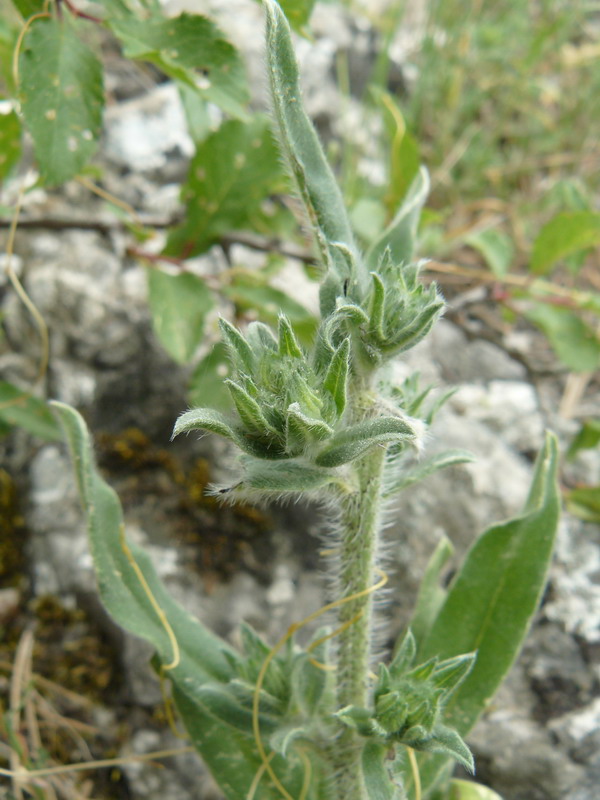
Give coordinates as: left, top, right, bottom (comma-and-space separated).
109, 12, 248, 118
166, 116, 283, 257
18, 18, 103, 185
0, 382, 61, 440
531, 211, 600, 274
366, 167, 430, 270
0, 103, 21, 180
525, 303, 600, 372
315, 416, 416, 467
147, 270, 213, 364
465, 228, 514, 277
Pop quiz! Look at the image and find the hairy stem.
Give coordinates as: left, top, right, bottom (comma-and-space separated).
332, 394, 387, 800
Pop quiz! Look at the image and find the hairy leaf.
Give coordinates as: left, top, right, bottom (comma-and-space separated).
383, 450, 474, 498
362, 742, 398, 800
18, 17, 103, 185
264, 0, 361, 293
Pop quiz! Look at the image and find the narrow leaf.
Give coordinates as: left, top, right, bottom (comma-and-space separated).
278, 314, 304, 358
147, 270, 213, 364
531, 211, 600, 274
420, 432, 559, 729
226, 381, 278, 439
384, 450, 474, 498
172, 406, 240, 443
19, 18, 103, 185
240, 458, 337, 494
316, 416, 415, 467
322, 338, 350, 418
219, 318, 255, 376
278, 0, 316, 32
366, 167, 430, 270
264, 0, 360, 285
409, 536, 455, 647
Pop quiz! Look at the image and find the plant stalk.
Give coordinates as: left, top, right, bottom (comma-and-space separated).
332, 393, 387, 800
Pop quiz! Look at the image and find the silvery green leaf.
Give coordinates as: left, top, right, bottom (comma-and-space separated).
264, 0, 359, 281
291, 638, 330, 717
382, 297, 444, 355
322, 337, 351, 418
383, 449, 474, 498
335, 706, 384, 738
228, 679, 285, 715
218, 317, 255, 376
432, 653, 477, 695
315, 416, 416, 467
240, 458, 338, 494
334, 301, 370, 326
269, 724, 309, 757
247, 320, 278, 353
389, 629, 417, 679
369, 272, 386, 341
287, 402, 333, 444
366, 167, 430, 269
416, 724, 474, 774
362, 742, 401, 800
225, 380, 277, 437
194, 683, 279, 734
278, 314, 304, 358
240, 621, 271, 663
173, 407, 241, 443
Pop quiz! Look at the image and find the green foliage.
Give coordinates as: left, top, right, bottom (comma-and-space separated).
0, 103, 21, 180
18, 16, 103, 185
531, 212, 600, 274
147, 269, 213, 364
165, 116, 284, 258
525, 303, 600, 373
108, 12, 249, 118
0, 382, 62, 440
49, 3, 562, 800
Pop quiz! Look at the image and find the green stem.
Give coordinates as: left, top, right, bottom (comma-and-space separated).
332, 395, 387, 800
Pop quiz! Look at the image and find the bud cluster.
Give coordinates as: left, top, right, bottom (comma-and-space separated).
335, 631, 476, 772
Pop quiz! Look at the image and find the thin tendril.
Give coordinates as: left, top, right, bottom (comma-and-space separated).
407, 747, 422, 800
251, 568, 388, 799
